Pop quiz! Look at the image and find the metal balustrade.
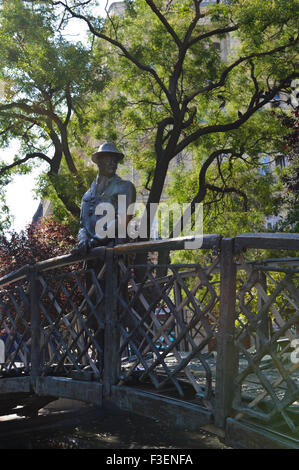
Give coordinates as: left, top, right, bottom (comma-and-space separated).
0, 233, 298, 448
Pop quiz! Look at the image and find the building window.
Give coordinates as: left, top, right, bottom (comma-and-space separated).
275, 155, 288, 169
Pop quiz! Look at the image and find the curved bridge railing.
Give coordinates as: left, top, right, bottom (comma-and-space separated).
0, 233, 298, 448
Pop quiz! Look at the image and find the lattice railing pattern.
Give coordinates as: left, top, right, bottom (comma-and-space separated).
1, 234, 298, 444
38, 267, 106, 379
233, 256, 299, 434
117, 257, 220, 404
0, 284, 31, 376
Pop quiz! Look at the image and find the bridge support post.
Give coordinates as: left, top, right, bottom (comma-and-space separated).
29, 268, 41, 389
103, 250, 120, 398
215, 237, 238, 428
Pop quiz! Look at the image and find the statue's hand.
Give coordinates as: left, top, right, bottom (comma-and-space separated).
71, 240, 90, 256
89, 237, 105, 249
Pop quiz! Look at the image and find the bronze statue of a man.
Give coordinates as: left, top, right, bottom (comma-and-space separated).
71, 142, 137, 371
73, 142, 136, 255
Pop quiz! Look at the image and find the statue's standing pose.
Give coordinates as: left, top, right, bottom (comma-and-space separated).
72, 142, 136, 370
73, 141, 136, 255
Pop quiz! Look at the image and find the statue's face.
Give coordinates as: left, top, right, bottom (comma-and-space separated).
97, 154, 118, 178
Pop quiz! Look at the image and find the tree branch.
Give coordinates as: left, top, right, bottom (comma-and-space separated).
183, 35, 299, 106
145, 171, 152, 191
49, 0, 171, 104
0, 100, 63, 128
63, 84, 72, 127
144, 0, 182, 48
177, 73, 298, 155
155, 116, 174, 158
0, 152, 52, 176
169, 148, 235, 238
168, 1, 204, 102
206, 183, 248, 211
188, 25, 239, 48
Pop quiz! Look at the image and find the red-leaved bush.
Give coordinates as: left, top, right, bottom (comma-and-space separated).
0, 217, 76, 277
0, 218, 82, 336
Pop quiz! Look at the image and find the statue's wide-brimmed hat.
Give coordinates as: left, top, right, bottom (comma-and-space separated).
92, 142, 124, 164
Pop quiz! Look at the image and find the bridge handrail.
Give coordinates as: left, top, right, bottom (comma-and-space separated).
0, 232, 298, 288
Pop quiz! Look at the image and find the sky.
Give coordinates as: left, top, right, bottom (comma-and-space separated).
2, 140, 48, 232
3, 1, 113, 233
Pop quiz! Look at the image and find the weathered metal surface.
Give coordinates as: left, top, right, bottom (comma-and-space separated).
116, 257, 220, 404
232, 254, 299, 435
30, 269, 41, 383
0, 234, 298, 447
226, 418, 299, 449
110, 385, 213, 430
215, 238, 238, 427
0, 377, 31, 394
103, 251, 120, 397
36, 377, 102, 405
235, 232, 299, 251
111, 234, 221, 254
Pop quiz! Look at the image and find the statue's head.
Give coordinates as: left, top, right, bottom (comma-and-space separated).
92, 142, 124, 178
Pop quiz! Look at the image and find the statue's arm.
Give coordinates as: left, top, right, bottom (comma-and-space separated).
71, 200, 91, 255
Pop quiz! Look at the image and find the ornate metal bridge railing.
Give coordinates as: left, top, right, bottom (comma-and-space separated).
223, 234, 299, 448
0, 233, 298, 448
231, 250, 299, 442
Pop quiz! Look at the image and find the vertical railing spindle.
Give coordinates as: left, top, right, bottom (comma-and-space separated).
103, 250, 120, 397
29, 267, 41, 388
215, 238, 238, 428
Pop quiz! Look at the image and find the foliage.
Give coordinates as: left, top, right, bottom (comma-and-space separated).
0, 173, 12, 234
0, 0, 107, 225
0, 218, 76, 277
36, 156, 98, 235
66, 0, 298, 239
0, 0, 298, 242
274, 109, 299, 233
168, 156, 277, 235
0, 218, 79, 332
